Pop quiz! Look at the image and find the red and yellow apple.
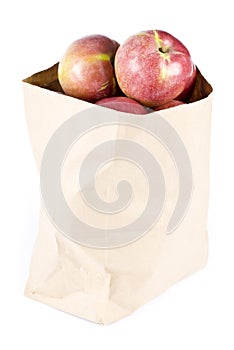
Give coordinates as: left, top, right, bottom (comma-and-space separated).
58, 35, 119, 102
115, 30, 195, 107
95, 96, 147, 114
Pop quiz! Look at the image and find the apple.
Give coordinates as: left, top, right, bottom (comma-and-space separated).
58, 35, 119, 102
153, 100, 185, 111
95, 96, 148, 114
115, 30, 195, 107
176, 64, 197, 101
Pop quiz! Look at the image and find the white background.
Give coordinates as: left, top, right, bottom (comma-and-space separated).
1, 0, 233, 349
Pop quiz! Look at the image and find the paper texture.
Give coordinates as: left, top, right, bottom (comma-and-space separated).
23, 64, 212, 324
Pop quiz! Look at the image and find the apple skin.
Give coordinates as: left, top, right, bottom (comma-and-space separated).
153, 100, 185, 111
58, 35, 119, 102
176, 64, 197, 101
95, 96, 148, 114
115, 30, 195, 107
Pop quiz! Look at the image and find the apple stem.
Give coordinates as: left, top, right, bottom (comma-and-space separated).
159, 47, 167, 54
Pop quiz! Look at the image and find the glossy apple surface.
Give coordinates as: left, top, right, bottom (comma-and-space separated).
153, 100, 185, 111
115, 30, 194, 107
95, 96, 148, 114
58, 35, 119, 102
177, 64, 197, 101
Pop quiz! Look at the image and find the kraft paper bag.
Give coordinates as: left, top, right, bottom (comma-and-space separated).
23, 63, 212, 324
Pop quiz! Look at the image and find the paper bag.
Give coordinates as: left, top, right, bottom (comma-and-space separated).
23, 63, 212, 324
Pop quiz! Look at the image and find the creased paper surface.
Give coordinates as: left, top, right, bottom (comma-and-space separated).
23, 65, 212, 324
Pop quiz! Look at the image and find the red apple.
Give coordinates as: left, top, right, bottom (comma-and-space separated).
58, 35, 119, 102
115, 30, 195, 107
176, 64, 197, 101
95, 96, 148, 114
153, 100, 185, 111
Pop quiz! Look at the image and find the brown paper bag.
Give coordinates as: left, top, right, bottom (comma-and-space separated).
23, 63, 212, 324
